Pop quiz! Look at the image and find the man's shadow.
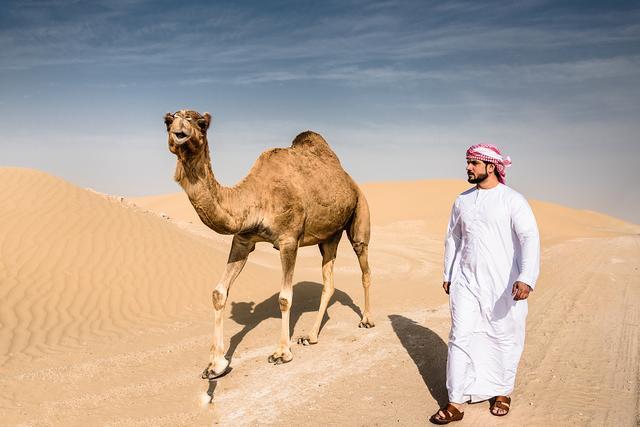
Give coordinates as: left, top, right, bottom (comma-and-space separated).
389, 315, 448, 407
225, 281, 362, 360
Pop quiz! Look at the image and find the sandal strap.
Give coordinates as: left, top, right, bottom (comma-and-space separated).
494, 396, 511, 405
444, 404, 463, 417
493, 402, 510, 411
431, 403, 464, 423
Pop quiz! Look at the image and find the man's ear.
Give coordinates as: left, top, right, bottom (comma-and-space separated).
487, 163, 496, 174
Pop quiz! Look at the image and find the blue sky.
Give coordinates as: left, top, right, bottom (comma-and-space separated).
1, 0, 639, 223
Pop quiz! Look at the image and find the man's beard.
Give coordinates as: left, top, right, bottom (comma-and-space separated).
467, 171, 488, 184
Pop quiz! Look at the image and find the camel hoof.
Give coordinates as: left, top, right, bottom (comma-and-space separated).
201, 364, 231, 380
267, 355, 288, 365
268, 353, 293, 365
358, 320, 375, 328
296, 336, 317, 346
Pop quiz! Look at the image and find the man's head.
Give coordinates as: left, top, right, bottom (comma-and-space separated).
465, 144, 511, 184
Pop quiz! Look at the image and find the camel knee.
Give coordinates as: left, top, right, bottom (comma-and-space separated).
279, 296, 291, 312
352, 241, 367, 256
321, 270, 335, 296
212, 288, 227, 310
322, 285, 335, 297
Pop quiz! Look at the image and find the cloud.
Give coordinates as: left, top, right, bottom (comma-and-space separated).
2, 0, 638, 77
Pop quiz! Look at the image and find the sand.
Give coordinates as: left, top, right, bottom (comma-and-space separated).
1, 167, 638, 426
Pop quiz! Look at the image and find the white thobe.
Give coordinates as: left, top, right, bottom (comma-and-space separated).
443, 183, 540, 403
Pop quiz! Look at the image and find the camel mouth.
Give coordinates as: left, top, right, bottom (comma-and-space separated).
172, 131, 190, 144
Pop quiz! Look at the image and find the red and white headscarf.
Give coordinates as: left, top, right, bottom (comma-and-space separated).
466, 143, 512, 183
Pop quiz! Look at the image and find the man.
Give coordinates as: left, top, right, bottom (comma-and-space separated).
430, 144, 540, 424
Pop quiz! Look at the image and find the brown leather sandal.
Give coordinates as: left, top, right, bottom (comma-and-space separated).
490, 396, 511, 416
429, 403, 464, 424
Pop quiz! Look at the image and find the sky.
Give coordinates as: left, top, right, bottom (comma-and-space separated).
1, 0, 639, 223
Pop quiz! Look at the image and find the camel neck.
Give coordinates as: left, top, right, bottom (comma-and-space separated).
175, 149, 246, 235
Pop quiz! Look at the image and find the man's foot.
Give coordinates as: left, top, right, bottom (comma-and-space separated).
429, 403, 464, 424
490, 396, 511, 416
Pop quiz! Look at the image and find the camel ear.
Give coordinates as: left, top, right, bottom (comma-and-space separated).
198, 112, 212, 132
164, 113, 174, 130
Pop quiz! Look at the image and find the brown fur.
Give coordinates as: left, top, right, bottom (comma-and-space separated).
165, 110, 374, 377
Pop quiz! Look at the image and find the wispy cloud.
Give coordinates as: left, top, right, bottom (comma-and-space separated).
2, 0, 638, 77
197, 54, 639, 92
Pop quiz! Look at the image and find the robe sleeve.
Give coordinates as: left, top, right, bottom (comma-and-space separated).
443, 199, 461, 282
511, 194, 540, 289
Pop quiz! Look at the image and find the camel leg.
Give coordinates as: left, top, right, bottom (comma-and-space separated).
353, 243, 374, 328
297, 232, 342, 346
268, 238, 298, 365
202, 235, 255, 380
348, 192, 375, 328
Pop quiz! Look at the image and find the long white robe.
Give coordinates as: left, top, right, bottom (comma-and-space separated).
443, 183, 540, 403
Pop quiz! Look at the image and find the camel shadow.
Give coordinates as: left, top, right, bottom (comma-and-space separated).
389, 314, 448, 407
225, 281, 362, 360
205, 379, 217, 404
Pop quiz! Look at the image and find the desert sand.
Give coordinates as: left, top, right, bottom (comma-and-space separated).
1, 167, 638, 426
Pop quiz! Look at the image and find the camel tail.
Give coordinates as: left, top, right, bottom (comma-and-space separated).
347, 186, 371, 249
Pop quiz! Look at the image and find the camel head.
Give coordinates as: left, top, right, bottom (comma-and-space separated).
164, 110, 212, 158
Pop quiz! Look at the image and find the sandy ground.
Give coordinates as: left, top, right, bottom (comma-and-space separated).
1, 167, 638, 426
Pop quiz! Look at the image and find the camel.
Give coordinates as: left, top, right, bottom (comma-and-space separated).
164, 109, 374, 379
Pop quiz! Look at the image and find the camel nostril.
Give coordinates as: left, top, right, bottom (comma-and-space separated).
173, 131, 188, 139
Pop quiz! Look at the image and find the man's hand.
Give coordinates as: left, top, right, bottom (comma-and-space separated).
443, 281, 450, 295
512, 281, 532, 301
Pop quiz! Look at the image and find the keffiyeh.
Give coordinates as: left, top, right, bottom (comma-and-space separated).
466, 144, 512, 183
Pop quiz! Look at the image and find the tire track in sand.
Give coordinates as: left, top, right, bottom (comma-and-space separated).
509, 236, 640, 426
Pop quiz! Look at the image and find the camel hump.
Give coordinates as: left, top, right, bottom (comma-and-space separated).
291, 131, 328, 148
290, 131, 339, 162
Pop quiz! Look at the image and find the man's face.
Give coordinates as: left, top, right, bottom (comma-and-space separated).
466, 159, 491, 183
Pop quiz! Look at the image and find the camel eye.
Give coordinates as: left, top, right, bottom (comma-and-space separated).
197, 119, 207, 130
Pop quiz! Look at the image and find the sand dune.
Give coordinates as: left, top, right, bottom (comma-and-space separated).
1, 167, 638, 425
0, 168, 276, 369
136, 179, 639, 243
